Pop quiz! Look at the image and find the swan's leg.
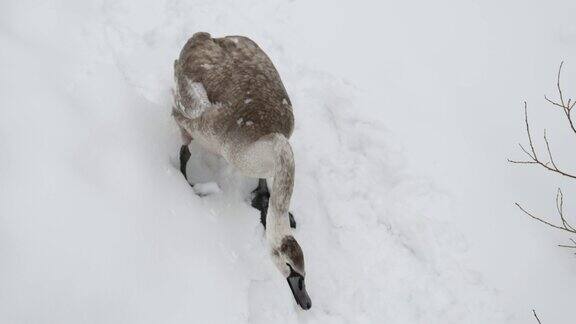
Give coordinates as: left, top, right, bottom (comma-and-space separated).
251, 179, 296, 229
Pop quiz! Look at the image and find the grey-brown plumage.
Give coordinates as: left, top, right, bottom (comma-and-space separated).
174, 32, 293, 145
280, 236, 304, 272
172, 32, 311, 309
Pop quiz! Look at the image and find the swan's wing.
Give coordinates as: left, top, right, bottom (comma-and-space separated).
173, 57, 224, 120
173, 65, 211, 119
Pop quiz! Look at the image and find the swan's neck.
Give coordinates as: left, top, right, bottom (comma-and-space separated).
265, 134, 295, 246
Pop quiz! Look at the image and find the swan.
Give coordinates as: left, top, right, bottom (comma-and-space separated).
172, 32, 311, 310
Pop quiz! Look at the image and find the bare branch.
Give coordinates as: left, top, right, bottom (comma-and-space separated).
544, 61, 576, 135
507, 143, 537, 164
510, 63, 576, 257
507, 103, 576, 179
515, 198, 576, 234
544, 95, 565, 109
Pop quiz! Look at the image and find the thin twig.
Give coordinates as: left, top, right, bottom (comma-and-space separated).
515, 195, 576, 234
533, 309, 542, 324
558, 238, 576, 248
557, 61, 565, 107
525, 102, 538, 158
556, 188, 576, 232
543, 130, 559, 170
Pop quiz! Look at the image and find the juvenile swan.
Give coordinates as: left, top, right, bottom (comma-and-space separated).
172, 32, 311, 310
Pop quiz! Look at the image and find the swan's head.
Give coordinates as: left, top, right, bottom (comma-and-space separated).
270, 235, 311, 310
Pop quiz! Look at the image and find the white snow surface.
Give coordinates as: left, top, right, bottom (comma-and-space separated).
1, 0, 576, 323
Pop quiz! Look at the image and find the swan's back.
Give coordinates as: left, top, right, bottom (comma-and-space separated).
175, 32, 294, 143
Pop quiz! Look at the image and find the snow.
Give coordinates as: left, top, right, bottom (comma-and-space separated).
1, 0, 575, 323
192, 182, 222, 197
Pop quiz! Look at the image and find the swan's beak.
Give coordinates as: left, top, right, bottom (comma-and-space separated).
287, 272, 312, 310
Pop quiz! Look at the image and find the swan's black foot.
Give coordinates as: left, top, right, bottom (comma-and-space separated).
251, 180, 269, 228
289, 212, 297, 229
251, 179, 296, 229
179, 145, 191, 181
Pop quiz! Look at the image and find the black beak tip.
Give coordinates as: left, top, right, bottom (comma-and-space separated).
287, 274, 312, 311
